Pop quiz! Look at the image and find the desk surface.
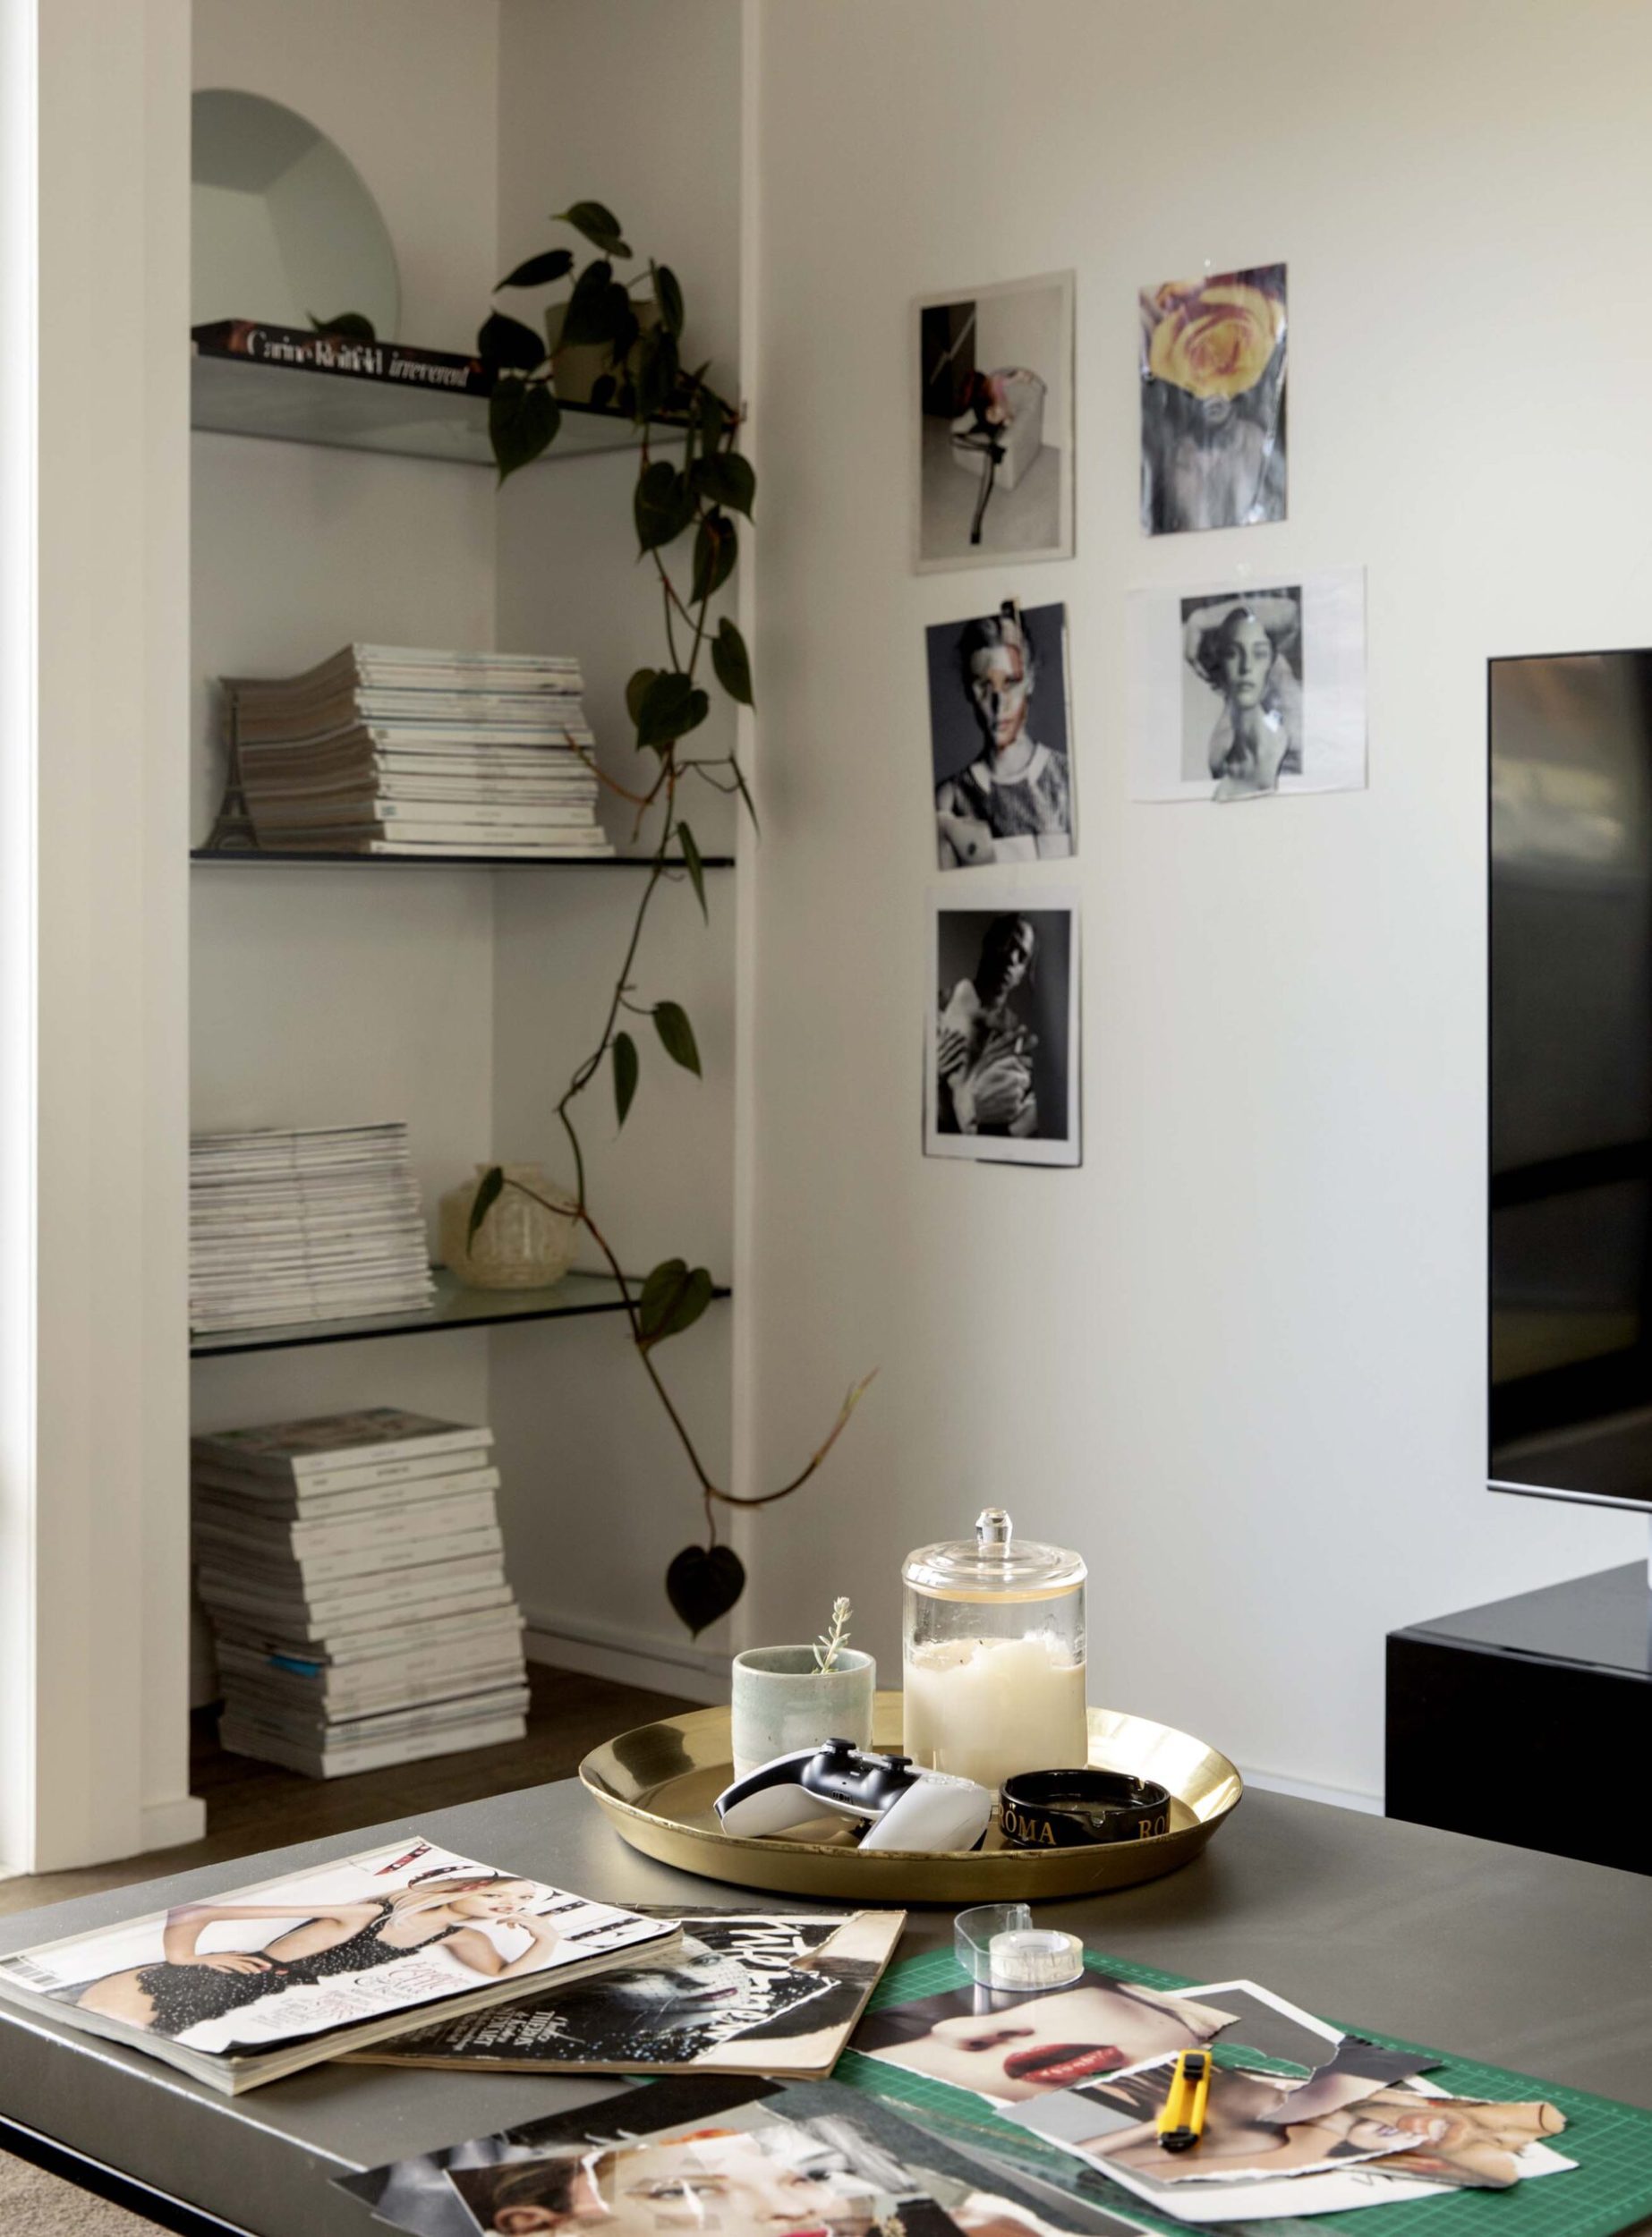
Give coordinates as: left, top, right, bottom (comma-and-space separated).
2, 1781, 1649, 2237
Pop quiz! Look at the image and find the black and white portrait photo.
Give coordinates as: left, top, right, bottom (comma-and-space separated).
928, 601, 1073, 867
1181, 586, 1303, 798
1140, 263, 1286, 536
915, 272, 1074, 573
925, 895, 1079, 1167
1128, 568, 1366, 804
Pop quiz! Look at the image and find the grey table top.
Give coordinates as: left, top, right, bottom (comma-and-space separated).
1, 1780, 1649, 2237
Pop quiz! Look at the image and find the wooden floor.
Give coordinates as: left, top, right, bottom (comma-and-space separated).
0, 1662, 694, 1918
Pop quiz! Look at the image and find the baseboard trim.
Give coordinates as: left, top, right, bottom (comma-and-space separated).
524, 1612, 729, 1705
1239, 1765, 1381, 1816
141, 1793, 208, 1851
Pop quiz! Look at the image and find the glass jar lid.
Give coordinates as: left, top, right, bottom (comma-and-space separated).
903, 1508, 1086, 1603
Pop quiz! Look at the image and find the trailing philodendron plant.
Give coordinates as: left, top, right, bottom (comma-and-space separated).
466, 200, 873, 1639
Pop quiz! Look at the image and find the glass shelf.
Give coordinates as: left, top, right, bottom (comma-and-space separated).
192, 350, 688, 467
190, 849, 736, 870
190, 1266, 730, 1358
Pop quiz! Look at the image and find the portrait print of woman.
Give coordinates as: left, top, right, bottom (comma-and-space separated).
928, 603, 1074, 867
1179, 589, 1304, 800
854, 1975, 1235, 2105
1128, 567, 1366, 804
1066, 2063, 1422, 2184
55, 1870, 563, 2042
447, 2120, 918, 2237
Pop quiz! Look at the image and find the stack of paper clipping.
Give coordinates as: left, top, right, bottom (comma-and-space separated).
189, 1123, 435, 1336
192, 1408, 528, 1778
228, 642, 613, 856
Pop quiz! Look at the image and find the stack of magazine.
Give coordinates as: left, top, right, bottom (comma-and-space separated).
0, 1837, 681, 2095
189, 1122, 435, 1336
192, 1408, 528, 1776
228, 642, 614, 857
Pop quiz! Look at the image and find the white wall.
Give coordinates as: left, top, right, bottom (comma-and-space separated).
490, 0, 742, 1683
0, 0, 199, 1874
742, 0, 1648, 1805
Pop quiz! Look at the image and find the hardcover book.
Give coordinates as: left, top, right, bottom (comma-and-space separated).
192, 319, 491, 396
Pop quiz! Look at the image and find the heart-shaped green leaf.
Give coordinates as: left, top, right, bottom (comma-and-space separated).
729, 756, 761, 838
557, 201, 632, 258
490, 379, 559, 481
612, 1030, 639, 1127
665, 1544, 745, 1636
653, 999, 702, 1076
478, 310, 548, 372
638, 1259, 714, 1348
653, 262, 685, 338
466, 1165, 505, 1246
676, 821, 708, 922
691, 450, 755, 520
626, 668, 660, 728
692, 511, 737, 605
497, 247, 574, 290
711, 617, 754, 707
634, 672, 709, 752
634, 462, 694, 554
558, 259, 616, 347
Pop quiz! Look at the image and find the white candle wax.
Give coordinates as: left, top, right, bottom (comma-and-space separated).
903, 1633, 1088, 1791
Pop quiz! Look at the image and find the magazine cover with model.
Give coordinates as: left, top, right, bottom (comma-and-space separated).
0, 1835, 678, 2094
337, 2071, 1130, 2237
346, 1907, 905, 2079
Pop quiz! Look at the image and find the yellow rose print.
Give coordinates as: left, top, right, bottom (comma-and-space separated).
1147, 280, 1285, 401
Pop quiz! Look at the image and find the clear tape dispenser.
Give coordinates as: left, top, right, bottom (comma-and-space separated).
953, 1902, 1084, 1991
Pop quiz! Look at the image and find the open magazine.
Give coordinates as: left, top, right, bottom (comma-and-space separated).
345, 1907, 905, 2080
336, 2071, 1148, 2237
0, 1835, 678, 2094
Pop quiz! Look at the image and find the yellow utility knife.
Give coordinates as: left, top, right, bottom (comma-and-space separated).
1157, 2047, 1212, 2153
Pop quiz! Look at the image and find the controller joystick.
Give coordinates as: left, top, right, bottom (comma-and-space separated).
714, 1742, 992, 1852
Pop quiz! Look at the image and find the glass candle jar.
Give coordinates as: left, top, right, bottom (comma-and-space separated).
902, 1507, 1087, 1791
439, 1163, 578, 1289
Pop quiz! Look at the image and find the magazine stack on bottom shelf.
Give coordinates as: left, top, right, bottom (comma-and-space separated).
192, 1408, 528, 1777
226, 642, 614, 857
189, 1122, 436, 1336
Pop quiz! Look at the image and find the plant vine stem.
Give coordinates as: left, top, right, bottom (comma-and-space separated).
496, 1173, 718, 1501
498, 1165, 876, 1545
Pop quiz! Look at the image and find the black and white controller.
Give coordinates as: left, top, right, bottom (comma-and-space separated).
714, 1738, 993, 1851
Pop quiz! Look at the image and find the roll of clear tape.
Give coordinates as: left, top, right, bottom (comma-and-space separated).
953, 1902, 1085, 1989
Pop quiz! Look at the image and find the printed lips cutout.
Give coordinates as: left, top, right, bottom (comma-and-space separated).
1146, 279, 1284, 401
1003, 2042, 1125, 2086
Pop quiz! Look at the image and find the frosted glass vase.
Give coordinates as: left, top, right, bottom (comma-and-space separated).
439, 1163, 578, 1290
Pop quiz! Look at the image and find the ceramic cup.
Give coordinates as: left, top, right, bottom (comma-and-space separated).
729, 1646, 876, 1782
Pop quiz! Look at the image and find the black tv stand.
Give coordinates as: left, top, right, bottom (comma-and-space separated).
1386, 1562, 1651, 1874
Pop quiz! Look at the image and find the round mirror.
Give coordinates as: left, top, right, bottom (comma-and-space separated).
192, 89, 400, 338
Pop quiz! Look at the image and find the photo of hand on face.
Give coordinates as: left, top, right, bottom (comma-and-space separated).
935, 915, 1039, 1138
1180, 591, 1303, 801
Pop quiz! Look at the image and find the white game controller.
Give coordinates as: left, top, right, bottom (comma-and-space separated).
713, 1738, 993, 1852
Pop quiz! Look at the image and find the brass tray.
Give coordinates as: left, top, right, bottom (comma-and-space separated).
579, 1690, 1241, 1902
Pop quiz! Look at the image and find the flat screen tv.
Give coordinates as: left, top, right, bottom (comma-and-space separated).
1490, 649, 1652, 1510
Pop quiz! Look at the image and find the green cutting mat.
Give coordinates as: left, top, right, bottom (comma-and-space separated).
835, 1948, 1652, 2237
